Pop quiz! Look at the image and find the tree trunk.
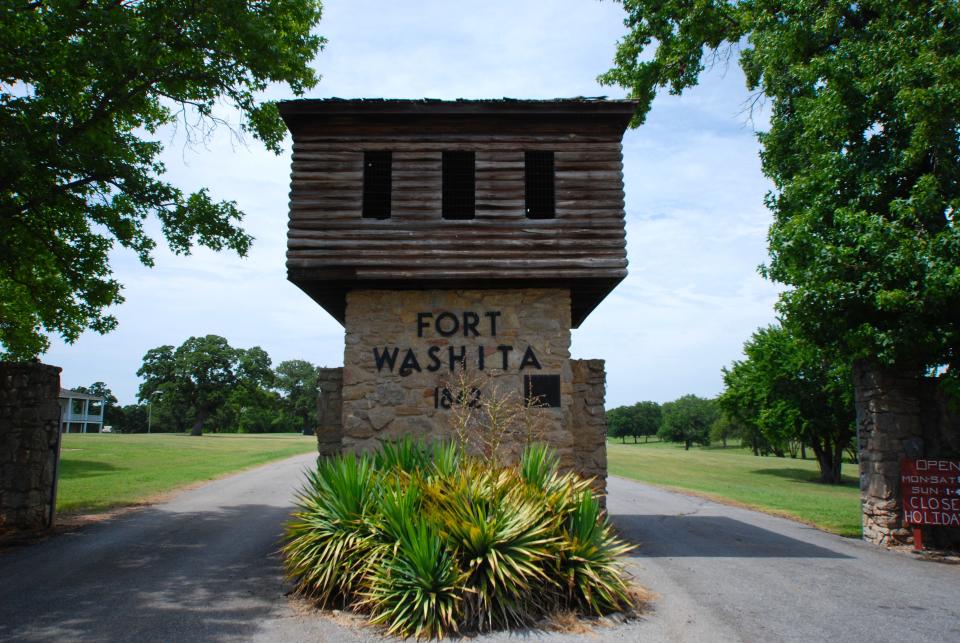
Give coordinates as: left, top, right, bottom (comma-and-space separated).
191, 408, 209, 436
801, 443, 807, 460
832, 440, 845, 484
810, 439, 842, 484
684, 440, 691, 451
816, 451, 841, 484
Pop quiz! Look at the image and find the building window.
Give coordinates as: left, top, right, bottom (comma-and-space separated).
442, 151, 475, 219
525, 151, 555, 219
362, 151, 392, 219
524, 374, 561, 408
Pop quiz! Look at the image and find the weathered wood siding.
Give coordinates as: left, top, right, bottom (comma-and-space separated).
280, 100, 634, 326
288, 140, 625, 269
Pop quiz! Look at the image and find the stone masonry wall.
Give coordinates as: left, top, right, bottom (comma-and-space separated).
0, 362, 62, 535
571, 359, 608, 495
342, 289, 575, 468
315, 367, 343, 456
855, 361, 960, 547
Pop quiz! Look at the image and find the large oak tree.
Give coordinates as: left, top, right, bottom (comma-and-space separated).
601, 1, 960, 388
1, 0, 325, 359
137, 334, 273, 436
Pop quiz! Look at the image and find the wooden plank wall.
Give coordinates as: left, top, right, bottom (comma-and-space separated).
286, 136, 627, 282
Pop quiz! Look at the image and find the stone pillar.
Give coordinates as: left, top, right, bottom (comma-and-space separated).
0, 362, 62, 536
315, 367, 343, 456
853, 361, 924, 546
571, 359, 608, 496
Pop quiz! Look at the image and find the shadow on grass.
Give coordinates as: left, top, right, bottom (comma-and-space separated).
58, 460, 123, 480
750, 467, 858, 487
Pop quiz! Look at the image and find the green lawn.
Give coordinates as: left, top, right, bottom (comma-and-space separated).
57, 433, 316, 514
607, 440, 862, 537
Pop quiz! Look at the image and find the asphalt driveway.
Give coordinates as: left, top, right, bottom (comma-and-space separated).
0, 454, 957, 642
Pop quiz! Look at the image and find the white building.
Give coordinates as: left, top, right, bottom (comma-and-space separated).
59, 388, 105, 433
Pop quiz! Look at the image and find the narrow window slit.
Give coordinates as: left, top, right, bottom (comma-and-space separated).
362, 151, 391, 219
525, 151, 555, 219
442, 151, 475, 220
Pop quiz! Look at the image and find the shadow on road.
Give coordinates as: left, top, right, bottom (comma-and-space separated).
0, 503, 295, 642
611, 514, 853, 559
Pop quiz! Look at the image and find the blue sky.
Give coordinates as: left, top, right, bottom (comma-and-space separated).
46, 0, 780, 407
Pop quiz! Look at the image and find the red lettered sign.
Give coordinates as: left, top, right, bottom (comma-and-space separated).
901, 459, 960, 527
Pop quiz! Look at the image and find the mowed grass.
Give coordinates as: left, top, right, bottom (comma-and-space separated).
607, 440, 862, 537
57, 433, 316, 514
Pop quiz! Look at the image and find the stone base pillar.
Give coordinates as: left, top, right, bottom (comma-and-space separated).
854, 362, 923, 545
326, 288, 609, 489
853, 361, 960, 548
571, 359, 608, 496
0, 362, 62, 536
315, 367, 343, 456
340, 288, 573, 456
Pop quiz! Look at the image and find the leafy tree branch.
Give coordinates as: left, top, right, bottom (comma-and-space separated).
0, 0, 326, 359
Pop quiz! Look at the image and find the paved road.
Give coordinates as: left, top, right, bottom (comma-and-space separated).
1, 458, 958, 642
601, 477, 960, 643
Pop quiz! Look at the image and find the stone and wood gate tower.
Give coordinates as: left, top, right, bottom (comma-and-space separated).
278, 98, 636, 488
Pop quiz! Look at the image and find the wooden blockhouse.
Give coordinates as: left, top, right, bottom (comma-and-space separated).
278, 98, 636, 327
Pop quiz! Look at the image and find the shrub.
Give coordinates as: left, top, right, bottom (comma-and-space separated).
363, 517, 465, 639
283, 441, 636, 638
282, 454, 380, 607
557, 491, 633, 614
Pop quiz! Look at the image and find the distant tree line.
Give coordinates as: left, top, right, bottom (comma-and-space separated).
609, 323, 855, 484
78, 335, 327, 436
606, 395, 720, 451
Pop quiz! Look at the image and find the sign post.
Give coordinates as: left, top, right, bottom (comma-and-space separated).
900, 459, 960, 551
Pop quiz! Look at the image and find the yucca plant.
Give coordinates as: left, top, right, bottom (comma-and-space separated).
362, 518, 466, 639
520, 444, 594, 520
374, 435, 430, 473
376, 477, 422, 543
556, 490, 634, 615
284, 439, 638, 638
519, 442, 558, 489
429, 440, 460, 478
428, 467, 557, 630
282, 454, 380, 606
